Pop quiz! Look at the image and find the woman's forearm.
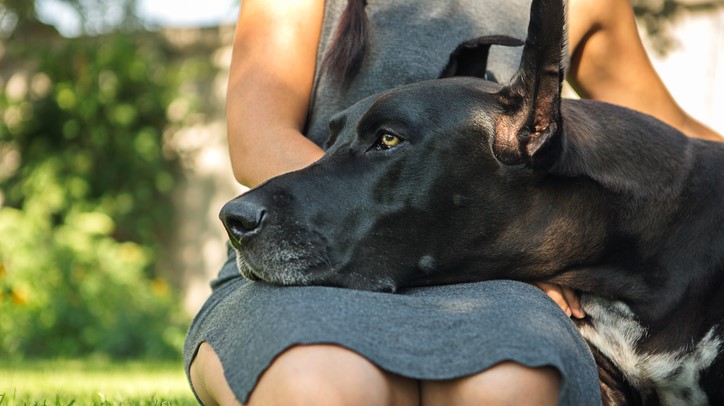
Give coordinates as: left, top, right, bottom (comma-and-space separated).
226, 0, 325, 188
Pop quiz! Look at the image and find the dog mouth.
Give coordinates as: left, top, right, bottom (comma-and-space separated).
232, 244, 408, 292
231, 235, 332, 286
233, 248, 307, 285
234, 252, 262, 282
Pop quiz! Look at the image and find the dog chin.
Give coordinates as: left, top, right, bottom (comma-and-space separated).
233, 248, 315, 286
233, 248, 400, 292
234, 253, 261, 281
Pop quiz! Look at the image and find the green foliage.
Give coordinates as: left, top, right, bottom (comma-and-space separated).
0, 34, 189, 359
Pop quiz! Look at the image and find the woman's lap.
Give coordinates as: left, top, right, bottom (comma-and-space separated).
184, 250, 601, 405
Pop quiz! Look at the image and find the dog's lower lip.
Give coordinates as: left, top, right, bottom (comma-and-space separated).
235, 250, 263, 281
242, 262, 264, 281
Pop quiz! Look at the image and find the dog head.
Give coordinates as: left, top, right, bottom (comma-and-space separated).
220, 0, 585, 291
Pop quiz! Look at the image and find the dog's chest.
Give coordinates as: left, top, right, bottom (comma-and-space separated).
577, 296, 721, 405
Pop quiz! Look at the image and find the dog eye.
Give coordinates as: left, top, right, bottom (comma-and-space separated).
375, 133, 402, 150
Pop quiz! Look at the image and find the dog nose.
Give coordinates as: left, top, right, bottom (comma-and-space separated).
219, 199, 266, 246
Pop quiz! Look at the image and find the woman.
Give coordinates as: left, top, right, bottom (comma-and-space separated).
187, 0, 721, 404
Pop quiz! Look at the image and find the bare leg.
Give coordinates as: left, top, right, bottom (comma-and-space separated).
420, 361, 562, 406
190, 342, 242, 406
190, 342, 419, 406
191, 344, 560, 406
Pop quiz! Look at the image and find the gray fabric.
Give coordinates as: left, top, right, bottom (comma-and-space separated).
306, 0, 559, 145
185, 0, 600, 404
185, 247, 601, 404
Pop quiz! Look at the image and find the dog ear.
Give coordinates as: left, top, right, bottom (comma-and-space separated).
439, 36, 524, 80
493, 0, 566, 166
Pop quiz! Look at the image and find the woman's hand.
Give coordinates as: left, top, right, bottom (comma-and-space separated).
532, 282, 586, 319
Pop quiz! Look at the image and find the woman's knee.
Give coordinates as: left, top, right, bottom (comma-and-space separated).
248, 344, 419, 406
421, 361, 562, 406
189, 342, 242, 406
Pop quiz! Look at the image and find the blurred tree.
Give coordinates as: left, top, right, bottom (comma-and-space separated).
631, 0, 723, 54
0, 0, 140, 38
53, 0, 142, 35
0, 0, 54, 38
0, 0, 204, 358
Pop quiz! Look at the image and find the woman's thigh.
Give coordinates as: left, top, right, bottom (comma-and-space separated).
190, 342, 419, 406
421, 361, 562, 406
191, 343, 561, 406
190, 342, 241, 406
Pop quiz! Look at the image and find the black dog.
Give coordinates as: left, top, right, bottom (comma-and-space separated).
220, 0, 724, 403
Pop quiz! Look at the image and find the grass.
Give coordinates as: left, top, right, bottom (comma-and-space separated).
0, 358, 197, 405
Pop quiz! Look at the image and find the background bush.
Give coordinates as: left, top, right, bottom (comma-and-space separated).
0, 33, 189, 359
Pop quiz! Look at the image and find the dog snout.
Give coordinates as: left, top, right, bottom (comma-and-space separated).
220, 199, 266, 247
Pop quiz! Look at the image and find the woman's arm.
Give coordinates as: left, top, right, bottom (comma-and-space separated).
227, 0, 326, 188
567, 0, 721, 141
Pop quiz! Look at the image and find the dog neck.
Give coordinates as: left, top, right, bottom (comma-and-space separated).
555, 100, 696, 198
539, 100, 724, 325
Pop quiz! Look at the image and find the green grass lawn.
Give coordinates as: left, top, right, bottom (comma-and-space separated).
0, 359, 197, 405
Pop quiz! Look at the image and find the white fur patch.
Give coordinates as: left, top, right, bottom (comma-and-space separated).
578, 295, 721, 405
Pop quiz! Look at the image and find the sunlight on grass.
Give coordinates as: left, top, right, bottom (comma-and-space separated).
0, 359, 197, 405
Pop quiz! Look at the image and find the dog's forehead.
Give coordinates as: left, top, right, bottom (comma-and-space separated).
336, 78, 499, 131
368, 79, 492, 119
329, 95, 378, 131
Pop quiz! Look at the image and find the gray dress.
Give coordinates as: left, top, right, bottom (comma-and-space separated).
184, 0, 601, 404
